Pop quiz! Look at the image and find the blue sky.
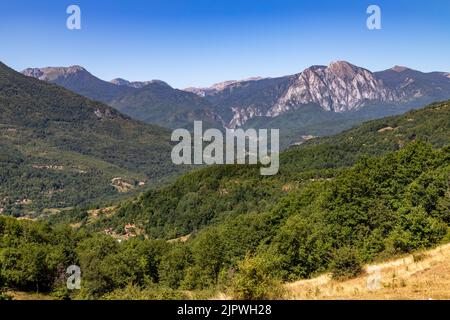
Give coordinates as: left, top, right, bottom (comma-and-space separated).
1, 0, 449, 88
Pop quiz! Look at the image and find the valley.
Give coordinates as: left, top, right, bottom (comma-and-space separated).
15, 99, 445, 301
1, 61, 450, 301
2, 0, 450, 307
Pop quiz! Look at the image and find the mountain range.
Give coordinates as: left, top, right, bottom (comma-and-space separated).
22, 61, 450, 147
190, 62, 450, 133
22, 66, 223, 130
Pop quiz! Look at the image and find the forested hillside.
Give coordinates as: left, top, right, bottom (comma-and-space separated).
0, 62, 183, 216
64, 100, 450, 239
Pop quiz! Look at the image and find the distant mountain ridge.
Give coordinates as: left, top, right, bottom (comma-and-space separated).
188, 61, 450, 127
110, 78, 171, 89
184, 77, 265, 97
22, 61, 450, 134
22, 66, 223, 129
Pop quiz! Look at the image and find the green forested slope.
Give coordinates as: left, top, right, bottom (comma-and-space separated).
78, 100, 450, 239
0, 62, 182, 216
22, 66, 223, 130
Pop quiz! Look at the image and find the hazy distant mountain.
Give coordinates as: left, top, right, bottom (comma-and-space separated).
107, 80, 224, 129
267, 61, 398, 116
22, 66, 130, 102
184, 77, 265, 97
375, 65, 450, 102
186, 61, 450, 128
194, 76, 294, 128
22, 67, 223, 129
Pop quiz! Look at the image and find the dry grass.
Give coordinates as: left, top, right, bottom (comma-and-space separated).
285, 243, 450, 300
5, 291, 56, 300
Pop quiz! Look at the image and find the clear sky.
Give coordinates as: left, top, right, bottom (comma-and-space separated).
1, 0, 449, 88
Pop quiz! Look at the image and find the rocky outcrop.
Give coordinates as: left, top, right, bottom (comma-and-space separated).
22, 66, 87, 81
111, 78, 170, 89
268, 61, 400, 116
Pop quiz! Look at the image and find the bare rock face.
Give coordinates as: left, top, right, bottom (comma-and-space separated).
111, 78, 170, 89
185, 61, 433, 128
268, 61, 399, 116
22, 66, 87, 81
228, 106, 264, 128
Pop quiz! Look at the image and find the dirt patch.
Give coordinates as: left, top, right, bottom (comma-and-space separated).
111, 177, 136, 193
32, 164, 64, 170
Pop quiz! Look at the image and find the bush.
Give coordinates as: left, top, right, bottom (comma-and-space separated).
229, 255, 284, 300
330, 247, 363, 280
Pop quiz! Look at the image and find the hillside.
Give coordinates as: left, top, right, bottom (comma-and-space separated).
108, 81, 223, 130
67, 99, 450, 240
242, 102, 421, 148
0, 62, 183, 216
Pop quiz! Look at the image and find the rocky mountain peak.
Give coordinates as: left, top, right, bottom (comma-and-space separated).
22, 66, 89, 81
391, 65, 411, 73
327, 61, 366, 79
268, 61, 394, 116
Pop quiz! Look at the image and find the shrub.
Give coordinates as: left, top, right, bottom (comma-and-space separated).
330, 247, 363, 280
229, 255, 284, 300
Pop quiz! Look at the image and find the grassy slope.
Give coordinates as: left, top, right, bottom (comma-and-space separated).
285, 242, 450, 300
